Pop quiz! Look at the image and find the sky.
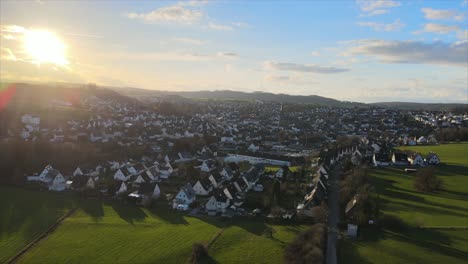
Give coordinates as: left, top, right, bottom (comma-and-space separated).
0, 0, 467, 103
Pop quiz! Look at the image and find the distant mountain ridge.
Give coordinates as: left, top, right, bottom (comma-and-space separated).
3, 82, 466, 111
370, 102, 468, 112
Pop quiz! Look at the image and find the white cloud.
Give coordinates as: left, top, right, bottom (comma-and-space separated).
456, 29, 468, 40
357, 19, 405, 31
356, 0, 400, 16
127, 5, 203, 24
347, 39, 468, 67
421, 8, 465, 21
173, 37, 206, 45
264, 74, 292, 82
310, 51, 321, 57
415, 23, 460, 34
264, 61, 349, 74
177, 0, 209, 7
231, 22, 249, 28
208, 22, 233, 31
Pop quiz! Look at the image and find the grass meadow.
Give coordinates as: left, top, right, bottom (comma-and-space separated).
0, 189, 307, 264
338, 143, 468, 263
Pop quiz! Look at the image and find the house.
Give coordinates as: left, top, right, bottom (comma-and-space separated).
205, 192, 230, 215
73, 167, 84, 177
137, 182, 161, 200
392, 152, 408, 166
49, 172, 67, 191
242, 164, 264, 190
133, 163, 146, 174
371, 143, 381, 153
86, 177, 96, 189
159, 162, 173, 179
113, 167, 133, 181
233, 178, 248, 193
426, 152, 440, 165
345, 194, 359, 217
223, 184, 238, 200
200, 160, 216, 173
116, 181, 128, 195
209, 173, 224, 188
248, 143, 260, 152
373, 153, 391, 167
37, 165, 56, 183
176, 152, 194, 163
351, 149, 362, 165
220, 166, 234, 180
408, 153, 424, 166
417, 136, 427, 144
296, 179, 327, 217
173, 183, 196, 208
275, 166, 290, 179
192, 178, 213, 196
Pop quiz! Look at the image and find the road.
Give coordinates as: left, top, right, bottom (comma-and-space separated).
327, 164, 342, 264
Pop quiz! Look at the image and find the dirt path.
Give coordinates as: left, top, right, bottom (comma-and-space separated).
206, 228, 226, 249
6, 207, 78, 264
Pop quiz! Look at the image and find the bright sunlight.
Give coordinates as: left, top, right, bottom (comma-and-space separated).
23, 30, 69, 66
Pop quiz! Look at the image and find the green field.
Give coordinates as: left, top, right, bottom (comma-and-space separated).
0, 188, 307, 263
338, 143, 468, 263
265, 165, 301, 173
209, 223, 305, 263
0, 187, 75, 263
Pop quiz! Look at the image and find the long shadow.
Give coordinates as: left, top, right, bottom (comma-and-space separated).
337, 237, 374, 264
386, 229, 468, 262
371, 175, 467, 214
77, 199, 104, 222
111, 202, 148, 225
0, 187, 76, 241
198, 255, 219, 264
380, 199, 468, 219
147, 204, 189, 225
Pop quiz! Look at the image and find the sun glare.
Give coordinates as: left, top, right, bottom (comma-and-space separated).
23, 30, 69, 66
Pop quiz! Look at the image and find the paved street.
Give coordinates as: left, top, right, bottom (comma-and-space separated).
327, 164, 342, 264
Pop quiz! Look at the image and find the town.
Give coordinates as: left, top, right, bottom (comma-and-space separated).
1, 84, 467, 263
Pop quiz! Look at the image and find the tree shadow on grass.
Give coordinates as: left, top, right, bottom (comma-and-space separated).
148, 208, 189, 225
77, 199, 104, 222
371, 176, 467, 216
337, 237, 374, 264
111, 202, 147, 225
198, 255, 219, 264
146, 202, 190, 225
386, 229, 468, 262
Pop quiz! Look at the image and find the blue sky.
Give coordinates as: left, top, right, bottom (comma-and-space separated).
0, 0, 467, 103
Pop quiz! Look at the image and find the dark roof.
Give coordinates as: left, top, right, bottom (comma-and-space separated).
138, 182, 156, 194
393, 152, 408, 162
374, 153, 391, 162
133, 163, 146, 172
214, 191, 229, 203
199, 178, 212, 190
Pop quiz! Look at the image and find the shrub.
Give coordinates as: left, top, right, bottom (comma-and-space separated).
284, 223, 326, 264
189, 243, 208, 264
413, 167, 442, 193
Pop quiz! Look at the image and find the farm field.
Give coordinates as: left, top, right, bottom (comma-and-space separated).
7, 197, 307, 264
0, 187, 75, 263
338, 143, 468, 263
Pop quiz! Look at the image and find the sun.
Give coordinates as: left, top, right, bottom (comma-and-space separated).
23, 30, 69, 66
